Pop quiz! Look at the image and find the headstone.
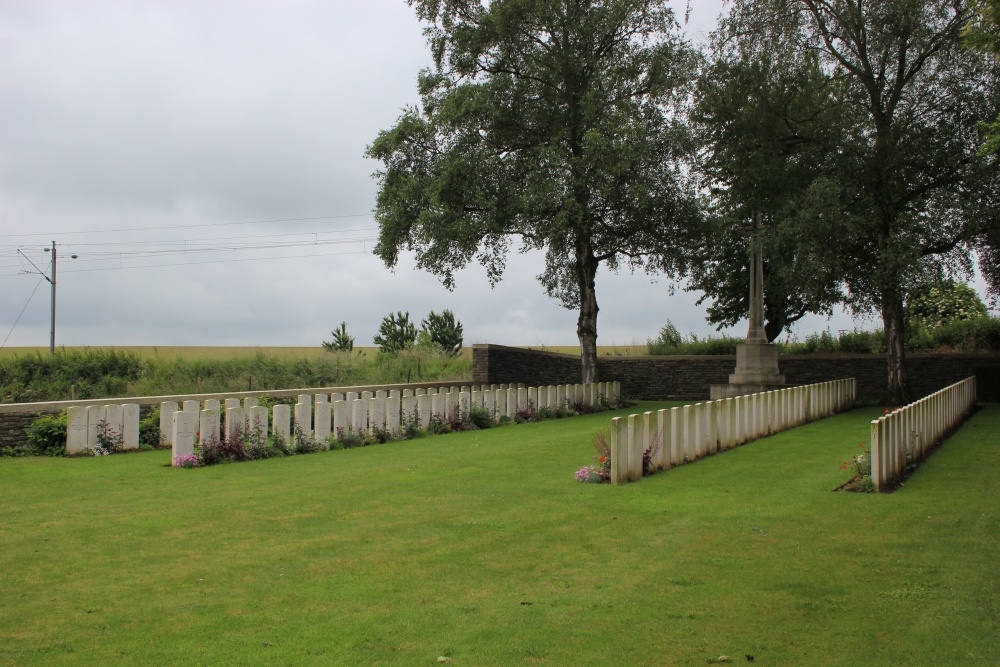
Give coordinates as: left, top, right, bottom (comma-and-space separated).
315, 393, 329, 404
298, 394, 311, 408
459, 391, 471, 417
402, 389, 413, 398
122, 404, 140, 450
331, 392, 345, 402
200, 409, 220, 445
183, 400, 200, 428
272, 404, 291, 445
389, 389, 401, 400
432, 393, 445, 420
627, 414, 643, 481
314, 401, 332, 442
417, 394, 431, 429
171, 410, 195, 463
369, 397, 387, 432
352, 398, 369, 434
507, 388, 517, 417
105, 404, 124, 447
224, 398, 241, 411
415, 388, 426, 396
375, 390, 387, 399
226, 406, 245, 441
471, 390, 482, 410
657, 408, 671, 470
244, 396, 259, 412
444, 392, 456, 420
346, 391, 359, 403
333, 400, 349, 439
361, 391, 374, 401
387, 396, 401, 436
247, 406, 268, 444
556, 385, 566, 408
485, 389, 496, 417
294, 402, 311, 438
66, 406, 89, 454
204, 399, 220, 413
160, 401, 178, 445
669, 406, 683, 466
296, 400, 312, 436
495, 389, 507, 417
401, 395, 416, 431
87, 405, 106, 450
518, 388, 528, 414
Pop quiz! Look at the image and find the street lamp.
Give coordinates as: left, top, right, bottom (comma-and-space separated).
17, 241, 77, 353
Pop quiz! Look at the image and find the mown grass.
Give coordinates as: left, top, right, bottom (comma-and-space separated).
0, 404, 997, 666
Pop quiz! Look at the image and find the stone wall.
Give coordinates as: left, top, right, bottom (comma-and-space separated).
471, 344, 1000, 403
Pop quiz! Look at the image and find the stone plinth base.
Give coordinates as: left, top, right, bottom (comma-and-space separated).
710, 343, 787, 400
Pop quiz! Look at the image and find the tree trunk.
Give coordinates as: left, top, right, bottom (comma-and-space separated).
576, 251, 600, 385
881, 286, 910, 404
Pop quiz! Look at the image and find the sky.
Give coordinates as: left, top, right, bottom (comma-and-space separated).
0, 0, 987, 350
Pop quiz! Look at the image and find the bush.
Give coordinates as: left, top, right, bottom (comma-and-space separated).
373, 311, 418, 355
322, 321, 355, 352
421, 310, 464, 357
25, 412, 67, 456
467, 405, 493, 430
139, 408, 163, 449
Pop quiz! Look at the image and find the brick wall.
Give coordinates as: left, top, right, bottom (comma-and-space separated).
471, 344, 1000, 403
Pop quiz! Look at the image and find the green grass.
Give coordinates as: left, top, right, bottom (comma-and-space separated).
1, 404, 998, 666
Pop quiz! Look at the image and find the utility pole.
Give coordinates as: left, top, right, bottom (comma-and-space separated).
18, 242, 76, 353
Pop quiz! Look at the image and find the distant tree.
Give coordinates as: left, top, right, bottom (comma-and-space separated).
421, 309, 463, 357
373, 311, 418, 355
322, 322, 355, 352
366, 0, 701, 384
906, 280, 990, 330
965, 0, 1000, 155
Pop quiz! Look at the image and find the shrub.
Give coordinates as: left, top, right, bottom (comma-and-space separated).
95, 418, 124, 455
373, 311, 418, 355
25, 412, 67, 456
514, 404, 538, 423
467, 405, 493, 430
139, 408, 163, 449
427, 414, 451, 435
575, 429, 612, 483
421, 309, 464, 357
322, 321, 355, 352
906, 280, 988, 330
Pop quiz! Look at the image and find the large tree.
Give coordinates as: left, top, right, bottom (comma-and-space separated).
367, 0, 700, 383
688, 5, 845, 341
729, 0, 999, 401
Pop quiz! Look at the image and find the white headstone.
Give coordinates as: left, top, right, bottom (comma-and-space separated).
294, 402, 311, 438
401, 395, 416, 431
352, 398, 369, 434
224, 398, 241, 411
171, 410, 196, 463
226, 406, 245, 441
122, 404, 140, 450
200, 409, 220, 445
244, 397, 259, 413
387, 396, 401, 436
104, 404, 124, 448
314, 401, 332, 442
332, 400, 349, 439
375, 390, 387, 399
247, 406, 268, 444
331, 392, 346, 402
204, 399, 220, 413
66, 406, 89, 454
272, 404, 291, 445
160, 401, 178, 445
432, 393, 446, 420
87, 405, 106, 450
370, 397, 387, 432
417, 394, 431, 429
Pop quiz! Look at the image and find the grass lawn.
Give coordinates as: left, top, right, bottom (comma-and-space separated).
1, 403, 997, 666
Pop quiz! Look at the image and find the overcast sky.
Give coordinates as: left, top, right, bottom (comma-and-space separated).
0, 0, 984, 350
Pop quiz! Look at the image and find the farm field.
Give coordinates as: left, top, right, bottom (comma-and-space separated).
0, 403, 997, 665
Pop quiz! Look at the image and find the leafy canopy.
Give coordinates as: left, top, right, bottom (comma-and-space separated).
366, 0, 700, 382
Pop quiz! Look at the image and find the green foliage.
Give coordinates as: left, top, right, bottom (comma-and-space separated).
366, 0, 700, 381
0, 348, 147, 403
466, 406, 493, 430
906, 280, 989, 330
647, 320, 682, 352
373, 311, 418, 355
647, 327, 742, 355
322, 322, 355, 352
139, 408, 163, 449
0, 348, 470, 404
421, 310, 463, 357
25, 412, 67, 456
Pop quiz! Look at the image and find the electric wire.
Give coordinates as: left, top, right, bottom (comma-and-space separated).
0, 273, 46, 351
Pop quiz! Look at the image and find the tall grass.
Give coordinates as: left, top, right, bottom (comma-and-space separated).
0, 348, 471, 403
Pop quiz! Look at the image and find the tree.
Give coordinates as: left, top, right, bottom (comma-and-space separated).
367, 0, 700, 383
373, 311, 418, 354
688, 4, 845, 342
322, 321, 355, 352
421, 309, 464, 357
965, 0, 1000, 155
906, 279, 989, 330
733, 0, 999, 401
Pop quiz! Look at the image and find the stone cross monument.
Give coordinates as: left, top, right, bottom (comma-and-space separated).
710, 223, 786, 399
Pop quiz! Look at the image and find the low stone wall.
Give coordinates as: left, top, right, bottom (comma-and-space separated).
471, 344, 1000, 403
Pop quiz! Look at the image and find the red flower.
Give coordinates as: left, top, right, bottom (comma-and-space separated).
599, 456, 606, 462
